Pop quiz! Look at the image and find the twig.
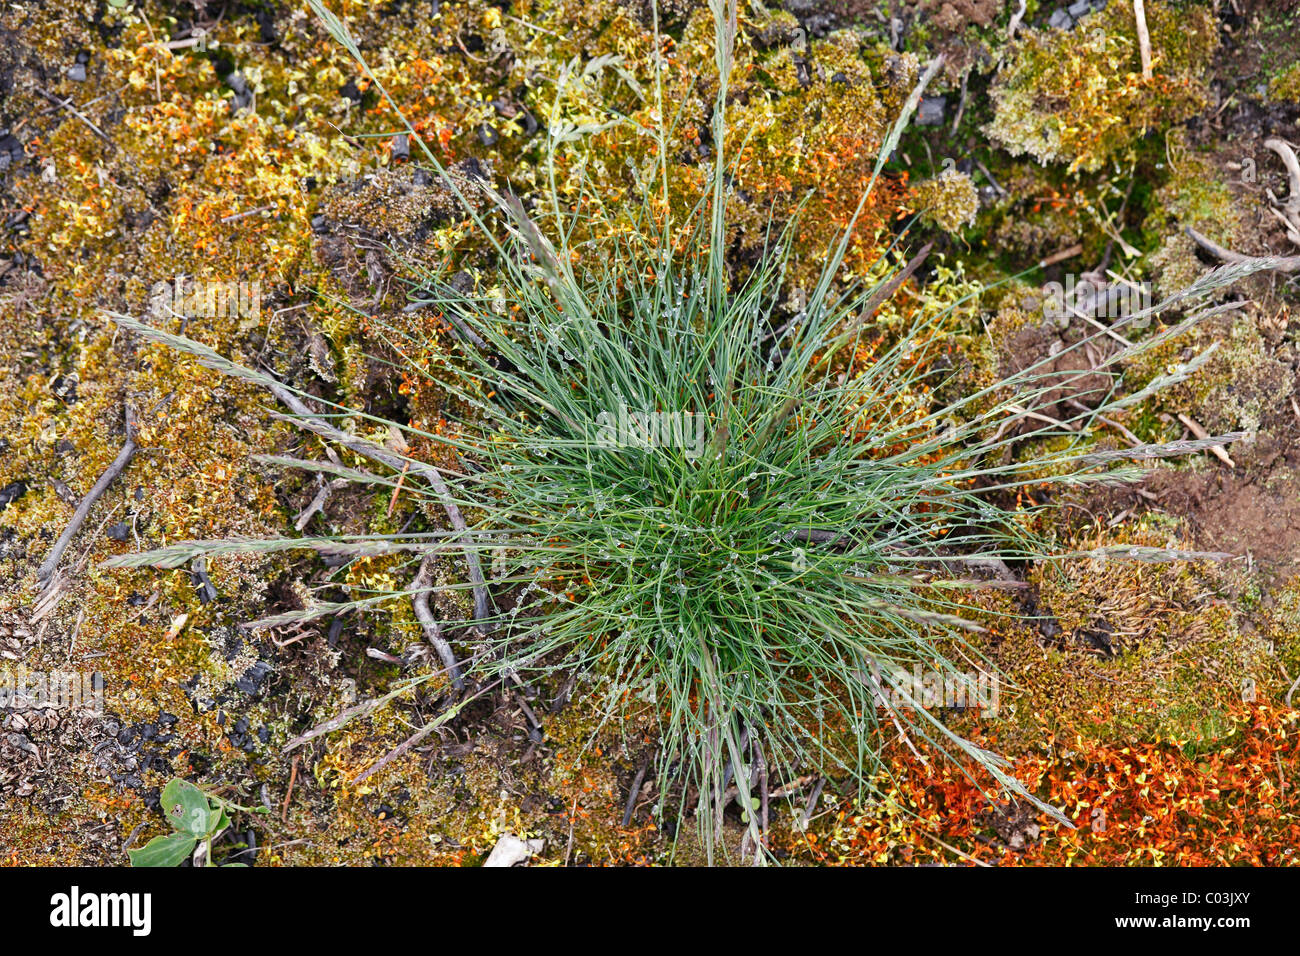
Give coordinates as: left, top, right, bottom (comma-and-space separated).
1039, 242, 1083, 269
949, 68, 968, 137
386, 461, 411, 518
294, 477, 345, 531
38, 406, 137, 582
220, 205, 273, 224
974, 158, 1007, 197
264, 382, 491, 629
1176, 412, 1236, 467
281, 756, 299, 821
411, 555, 464, 690
858, 241, 934, 324
350, 716, 443, 784
282, 696, 382, 752
802, 777, 826, 828
1133, 0, 1152, 80
1067, 398, 1143, 447
1007, 0, 1027, 39
34, 88, 115, 148
621, 758, 651, 827
564, 794, 578, 866
1185, 225, 1300, 272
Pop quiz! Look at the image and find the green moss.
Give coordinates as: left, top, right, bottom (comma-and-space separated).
986, 1, 1217, 173
1267, 61, 1300, 104
914, 169, 980, 231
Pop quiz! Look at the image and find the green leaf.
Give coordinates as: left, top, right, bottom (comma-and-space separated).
162, 778, 213, 836
128, 832, 196, 867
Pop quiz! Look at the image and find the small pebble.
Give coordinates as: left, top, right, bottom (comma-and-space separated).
917, 96, 946, 127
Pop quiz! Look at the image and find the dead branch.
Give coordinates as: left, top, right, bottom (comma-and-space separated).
1263, 138, 1300, 245
1184, 226, 1300, 272
1133, 1, 1152, 79
37, 405, 138, 583
411, 554, 464, 690
1176, 412, 1236, 468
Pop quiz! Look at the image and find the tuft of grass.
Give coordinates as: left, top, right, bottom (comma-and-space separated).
104, 0, 1276, 862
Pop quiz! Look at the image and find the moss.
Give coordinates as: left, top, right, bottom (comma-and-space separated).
986, 1, 1217, 173
1142, 146, 1244, 296
1268, 61, 1300, 104
913, 168, 979, 231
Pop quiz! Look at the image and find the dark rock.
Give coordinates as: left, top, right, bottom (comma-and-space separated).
106, 522, 130, 542
391, 133, 409, 161
917, 96, 946, 126
476, 123, 499, 146
0, 481, 27, 508
225, 72, 254, 111
67, 63, 87, 82
235, 660, 272, 696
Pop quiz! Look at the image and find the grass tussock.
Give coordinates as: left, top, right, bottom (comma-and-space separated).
103, 0, 1276, 862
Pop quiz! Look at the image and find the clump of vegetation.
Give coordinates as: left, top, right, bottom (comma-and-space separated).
986, 1, 1217, 173
129, 778, 267, 867
102, 0, 1275, 864
913, 168, 980, 231
1267, 61, 1300, 104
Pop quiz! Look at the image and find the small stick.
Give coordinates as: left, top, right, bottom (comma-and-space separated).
974, 158, 1007, 197
1185, 225, 1300, 272
385, 461, 410, 518
1176, 412, 1236, 467
802, 777, 826, 828
1039, 242, 1083, 269
621, 758, 651, 827
411, 555, 464, 690
351, 718, 443, 783
281, 756, 299, 822
949, 68, 968, 137
220, 205, 273, 224
34, 88, 115, 148
857, 241, 934, 325
1133, 0, 1152, 79
1007, 0, 1027, 39
38, 406, 138, 582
